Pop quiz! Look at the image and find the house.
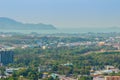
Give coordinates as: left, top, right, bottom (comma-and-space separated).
105, 76, 120, 80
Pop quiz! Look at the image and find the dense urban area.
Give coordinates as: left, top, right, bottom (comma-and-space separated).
1, 32, 120, 80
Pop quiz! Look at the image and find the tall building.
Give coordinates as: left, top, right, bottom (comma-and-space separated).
0, 50, 14, 65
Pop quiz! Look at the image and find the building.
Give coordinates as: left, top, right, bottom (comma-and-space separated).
38, 65, 52, 72
0, 50, 14, 65
105, 76, 120, 80
93, 76, 104, 80
98, 42, 105, 46
5, 68, 21, 76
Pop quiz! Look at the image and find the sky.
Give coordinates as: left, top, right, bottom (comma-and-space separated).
0, 0, 120, 29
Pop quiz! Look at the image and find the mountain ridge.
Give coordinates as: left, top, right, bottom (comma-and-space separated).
0, 17, 56, 30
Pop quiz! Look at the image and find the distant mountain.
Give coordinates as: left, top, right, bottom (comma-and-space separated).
109, 26, 120, 29
0, 17, 56, 30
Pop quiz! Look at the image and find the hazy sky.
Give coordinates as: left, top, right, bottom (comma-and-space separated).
0, 0, 120, 28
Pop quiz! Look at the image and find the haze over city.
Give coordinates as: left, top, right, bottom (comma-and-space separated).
1, 0, 120, 80
0, 0, 120, 29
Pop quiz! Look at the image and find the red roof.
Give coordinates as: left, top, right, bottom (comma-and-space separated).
105, 76, 120, 80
